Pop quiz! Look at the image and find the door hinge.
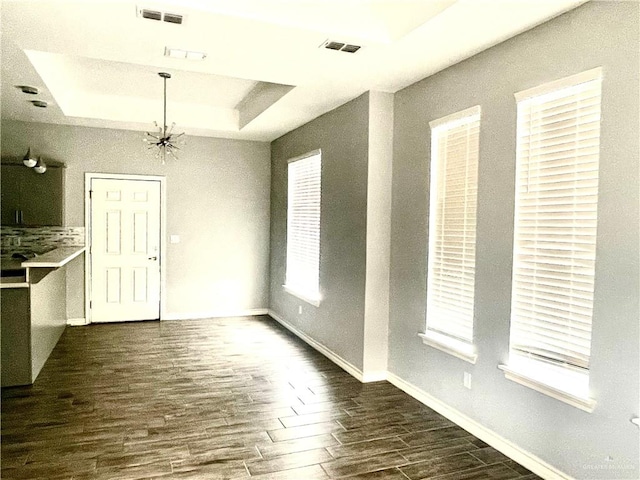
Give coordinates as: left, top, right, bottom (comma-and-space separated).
89, 190, 93, 199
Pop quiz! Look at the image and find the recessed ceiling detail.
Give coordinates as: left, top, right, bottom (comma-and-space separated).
20, 49, 293, 135
1, 0, 589, 141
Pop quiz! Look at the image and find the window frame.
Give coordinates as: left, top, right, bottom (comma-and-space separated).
283, 149, 322, 307
420, 105, 481, 364
501, 68, 602, 412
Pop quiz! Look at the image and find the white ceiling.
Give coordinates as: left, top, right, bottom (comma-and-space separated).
1, 0, 588, 142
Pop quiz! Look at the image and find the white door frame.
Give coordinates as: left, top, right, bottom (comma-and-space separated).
85, 173, 167, 324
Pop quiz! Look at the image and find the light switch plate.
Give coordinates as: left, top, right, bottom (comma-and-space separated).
170, 235, 180, 244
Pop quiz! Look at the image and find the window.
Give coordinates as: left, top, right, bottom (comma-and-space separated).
501, 68, 602, 411
420, 106, 481, 363
284, 150, 322, 306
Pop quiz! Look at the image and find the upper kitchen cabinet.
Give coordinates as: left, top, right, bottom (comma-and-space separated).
1, 160, 65, 226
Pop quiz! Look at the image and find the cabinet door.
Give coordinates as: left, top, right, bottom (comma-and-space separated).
20, 166, 64, 226
1, 165, 24, 225
1, 164, 64, 226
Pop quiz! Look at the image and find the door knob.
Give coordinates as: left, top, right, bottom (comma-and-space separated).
148, 256, 158, 261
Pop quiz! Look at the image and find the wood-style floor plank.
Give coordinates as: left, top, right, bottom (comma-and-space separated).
1, 316, 539, 479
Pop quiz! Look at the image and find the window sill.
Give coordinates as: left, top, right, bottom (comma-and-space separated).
499, 363, 596, 413
283, 285, 321, 307
419, 331, 477, 364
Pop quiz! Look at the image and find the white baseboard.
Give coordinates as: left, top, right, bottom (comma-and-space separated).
267, 310, 365, 382
362, 371, 387, 383
67, 317, 88, 326
386, 372, 573, 480
163, 309, 269, 321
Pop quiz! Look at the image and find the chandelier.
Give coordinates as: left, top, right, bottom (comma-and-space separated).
144, 72, 185, 163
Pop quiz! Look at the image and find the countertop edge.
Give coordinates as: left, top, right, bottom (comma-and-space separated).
21, 246, 85, 268
0, 281, 29, 289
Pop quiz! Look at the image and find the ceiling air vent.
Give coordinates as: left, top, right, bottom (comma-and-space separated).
341, 44, 361, 53
137, 6, 184, 25
163, 13, 183, 24
325, 41, 345, 51
141, 8, 161, 20
320, 40, 361, 54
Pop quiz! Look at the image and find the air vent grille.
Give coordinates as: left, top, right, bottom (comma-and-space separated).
162, 13, 183, 24
141, 9, 161, 20
341, 44, 361, 54
325, 42, 345, 51
320, 40, 361, 54
137, 6, 184, 25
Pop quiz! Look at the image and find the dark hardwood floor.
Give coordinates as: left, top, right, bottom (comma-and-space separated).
1, 316, 540, 480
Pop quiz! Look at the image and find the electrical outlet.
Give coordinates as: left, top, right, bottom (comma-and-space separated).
298, 305, 302, 314
463, 372, 472, 389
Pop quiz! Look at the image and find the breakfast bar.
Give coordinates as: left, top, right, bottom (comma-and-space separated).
1, 246, 85, 387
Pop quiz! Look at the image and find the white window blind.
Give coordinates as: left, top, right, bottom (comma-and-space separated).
426, 106, 481, 345
285, 151, 321, 302
510, 68, 602, 371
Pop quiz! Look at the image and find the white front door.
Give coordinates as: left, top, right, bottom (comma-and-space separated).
90, 178, 161, 322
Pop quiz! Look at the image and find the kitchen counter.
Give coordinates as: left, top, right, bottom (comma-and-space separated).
21, 246, 85, 268
1, 245, 85, 386
1, 246, 85, 289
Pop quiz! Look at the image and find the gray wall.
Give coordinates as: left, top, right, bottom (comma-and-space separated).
389, 2, 639, 479
1, 120, 271, 320
270, 93, 369, 370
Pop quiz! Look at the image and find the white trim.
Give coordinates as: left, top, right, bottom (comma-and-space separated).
67, 317, 88, 326
286, 148, 322, 164
85, 173, 167, 324
419, 331, 477, 364
429, 105, 481, 130
163, 309, 269, 321
499, 365, 596, 413
84, 177, 91, 323
362, 371, 387, 383
267, 310, 365, 382
283, 285, 321, 307
0, 282, 29, 289
514, 67, 602, 101
386, 372, 575, 480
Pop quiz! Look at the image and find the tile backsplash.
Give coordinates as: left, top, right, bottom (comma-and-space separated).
1, 226, 84, 257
